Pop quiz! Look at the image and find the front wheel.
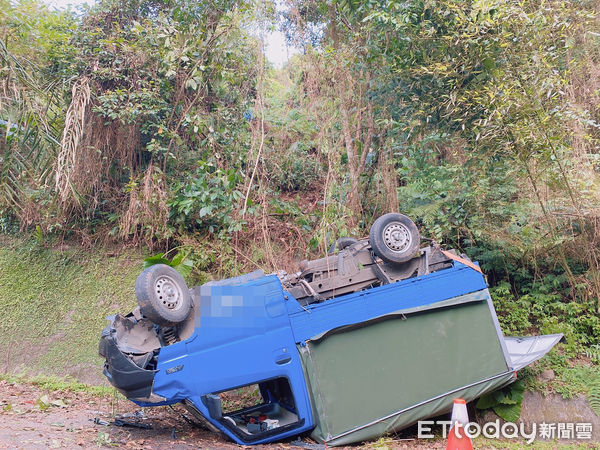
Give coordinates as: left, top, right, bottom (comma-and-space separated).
135, 264, 192, 326
369, 213, 420, 264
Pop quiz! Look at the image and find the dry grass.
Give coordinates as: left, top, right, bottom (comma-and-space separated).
55, 77, 91, 205
119, 164, 169, 248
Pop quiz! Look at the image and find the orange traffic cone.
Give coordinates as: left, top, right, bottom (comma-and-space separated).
446, 398, 474, 450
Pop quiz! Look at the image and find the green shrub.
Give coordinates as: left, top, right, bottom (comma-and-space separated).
265, 141, 322, 191
168, 162, 244, 236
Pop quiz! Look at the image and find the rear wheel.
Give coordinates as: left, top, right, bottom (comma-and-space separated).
135, 264, 192, 326
369, 213, 420, 264
328, 237, 359, 254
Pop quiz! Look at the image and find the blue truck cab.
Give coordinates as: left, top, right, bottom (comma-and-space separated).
101, 272, 315, 444
156, 274, 314, 443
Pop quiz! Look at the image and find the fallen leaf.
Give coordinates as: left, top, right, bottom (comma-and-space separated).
36, 395, 50, 411
50, 399, 68, 408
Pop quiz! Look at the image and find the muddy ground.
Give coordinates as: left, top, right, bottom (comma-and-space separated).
3, 379, 600, 449
0, 380, 448, 449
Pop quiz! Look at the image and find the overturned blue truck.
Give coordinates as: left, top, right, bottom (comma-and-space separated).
99, 213, 562, 446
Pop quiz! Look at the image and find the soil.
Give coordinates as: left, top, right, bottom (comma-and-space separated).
0, 379, 248, 449
4, 379, 598, 449
0, 380, 445, 449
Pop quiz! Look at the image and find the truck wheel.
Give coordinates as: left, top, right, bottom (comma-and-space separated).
369, 213, 420, 264
135, 264, 192, 326
328, 237, 359, 254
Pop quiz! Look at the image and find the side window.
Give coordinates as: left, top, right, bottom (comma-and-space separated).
202, 377, 304, 442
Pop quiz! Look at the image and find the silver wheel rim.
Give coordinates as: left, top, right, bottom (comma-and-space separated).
383, 222, 412, 253
155, 275, 183, 311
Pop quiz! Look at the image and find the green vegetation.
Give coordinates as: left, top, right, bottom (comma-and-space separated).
476, 381, 525, 422
0, 0, 599, 398
0, 236, 141, 382
0, 373, 115, 396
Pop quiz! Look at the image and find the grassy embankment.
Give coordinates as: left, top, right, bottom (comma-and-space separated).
0, 235, 142, 385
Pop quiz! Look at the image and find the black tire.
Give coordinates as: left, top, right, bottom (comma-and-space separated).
328, 237, 359, 254
369, 213, 420, 264
135, 264, 192, 326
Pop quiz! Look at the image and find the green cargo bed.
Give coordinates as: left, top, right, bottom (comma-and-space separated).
297, 289, 561, 446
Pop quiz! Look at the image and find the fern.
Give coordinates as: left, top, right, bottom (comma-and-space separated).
588, 377, 600, 417
585, 344, 600, 363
